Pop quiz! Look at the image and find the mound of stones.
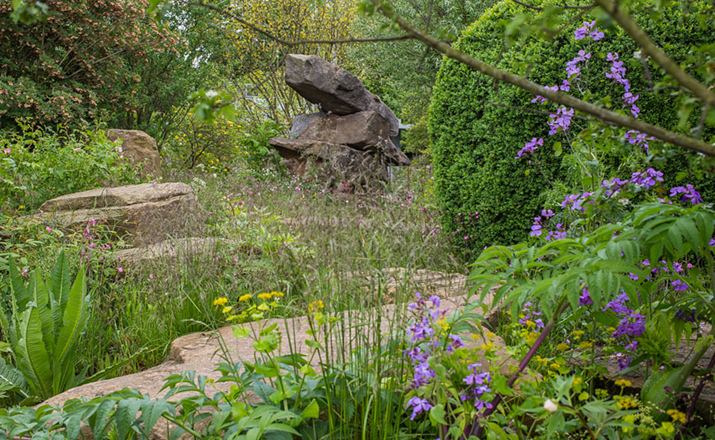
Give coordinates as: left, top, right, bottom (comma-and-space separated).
270, 55, 410, 187
39, 182, 203, 247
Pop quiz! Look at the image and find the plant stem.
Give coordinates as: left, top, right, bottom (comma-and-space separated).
467, 298, 570, 438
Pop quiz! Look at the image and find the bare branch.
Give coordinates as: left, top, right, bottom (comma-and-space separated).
510, 0, 594, 11
369, 0, 715, 157
594, 0, 715, 108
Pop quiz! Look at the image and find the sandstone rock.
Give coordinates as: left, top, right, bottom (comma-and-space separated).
39, 183, 202, 247
289, 112, 324, 138
294, 111, 392, 149
285, 54, 399, 137
114, 237, 261, 267
106, 129, 162, 178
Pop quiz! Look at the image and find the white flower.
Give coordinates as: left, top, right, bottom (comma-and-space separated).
544, 399, 559, 413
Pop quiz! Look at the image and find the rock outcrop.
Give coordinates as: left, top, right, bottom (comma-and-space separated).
114, 237, 261, 267
271, 55, 409, 187
39, 183, 202, 247
106, 129, 162, 178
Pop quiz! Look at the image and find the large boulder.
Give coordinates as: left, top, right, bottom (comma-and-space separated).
293, 110, 392, 149
39, 183, 203, 247
285, 54, 399, 137
106, 129, 162, 178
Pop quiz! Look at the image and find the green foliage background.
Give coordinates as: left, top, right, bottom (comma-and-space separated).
429, 0, 715, 257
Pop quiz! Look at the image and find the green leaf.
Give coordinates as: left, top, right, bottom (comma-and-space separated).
48, 251, 71, 336
91, 399, 116, 440
15, 308, 53, 399
301, 400, 320, 419
115, 398, 142, 440
54, 268, 88, 390
553, 141, 562, 157
233, 326, 251, 339
0, 358, 31, 398
27, 270, 54, 358
429, 404, 447, 425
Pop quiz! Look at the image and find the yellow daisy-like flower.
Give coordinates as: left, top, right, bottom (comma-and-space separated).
213, 297, 228, 307
258, 292, 272, 300
239, 294, 253, 302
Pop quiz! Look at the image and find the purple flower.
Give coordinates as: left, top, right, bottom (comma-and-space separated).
449, 334, 465, 349
530, 216, 543, 237
612, 311, 646, 338
604, 292, 630, 315
541, 209, 555, 219
602, 177, 629, 196
546, 223, 567, 241
413, 361, 436, 387
625, 130, 654, 153
561, 194, 580, 209
516, 137, 544, 159
672, 280, 688, 291
408, 317, 435, 342
574, 21, 601, 41
675, 308, 697, 323
669, 185, 703, 205
672, 262, 683, 273
548, 107, 574, 135
579, 287, 593, 306
406, 397, 433, 420
630, 168, 664, 189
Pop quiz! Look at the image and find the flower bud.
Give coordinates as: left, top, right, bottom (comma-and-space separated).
544, 399, 559, 413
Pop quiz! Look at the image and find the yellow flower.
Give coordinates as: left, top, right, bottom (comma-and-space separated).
480, 342, 495, 350
615, 379, 632, 388
271, 291, 284, 298
550, 363, 561, 370
573, 377, 583, 387
213, 297, 228, 307
239, 294, 253, 302
525, 320, 536, 328
667, 409, 687, 424
308, 300, 324, 313
578, 341, 593, 350
571, 330, 585, 337
436, 317, 450, 331
616, 396, 637, 409
556, 342, 570, 352
258, 292, 272, 300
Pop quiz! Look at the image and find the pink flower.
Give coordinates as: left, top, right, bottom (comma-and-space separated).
45, 227, 52, 232
464, 236, 469, 240
117, 267, 124, 273
149, 273, 154, 279
3, 148, 10, 154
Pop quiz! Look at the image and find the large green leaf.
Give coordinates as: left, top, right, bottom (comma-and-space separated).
48, 250, 71, 338
54, 268, 88, 390
114, 398, 143, 440
0, 358, 31, 399
27, 270, 54, 358
8, 259, 29, 311
14, 308, 53, 399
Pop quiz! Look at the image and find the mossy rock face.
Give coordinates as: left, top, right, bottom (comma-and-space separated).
429, 0, 714, 257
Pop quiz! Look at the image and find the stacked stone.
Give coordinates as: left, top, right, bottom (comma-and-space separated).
270, 55, 410, 186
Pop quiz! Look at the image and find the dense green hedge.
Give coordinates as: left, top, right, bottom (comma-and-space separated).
429, 0, 715, 257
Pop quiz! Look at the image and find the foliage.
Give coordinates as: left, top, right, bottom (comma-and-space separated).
351, 0, 496, 156
0, 1, 182, 129
429, 0, 715, 257
0, 252, 90, 403
221, 0, 356, 125
0, 122, 142, 212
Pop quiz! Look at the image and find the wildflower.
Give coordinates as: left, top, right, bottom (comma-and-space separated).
579, 287, 593, 306
258, 292, 272, 300
117, 267, 124, 273
670, 185, 703, 205
617, 396, 637, 409
222, 306, 232, 314
406, 397, 432, 420
271, 291, 285, 298
3, 148, 10, 154
667, 409, 687, 424
625, 130, 653, 153
239, 294, 253, 302
213, 297, 229, 307
530, 216, 543, 237
630, 168, 664, 189
671, 280, 688, 291
548, 107, 574, 134
546, 223, 567, 241
544, 399, 559, 412
149, 273, 154, 280
602, 177, 629, 196
516, 137, 543, 159
615, 379, 632, 388
557, 342, 570, 352
45, 227, 52, 233
308, 300, 324, 312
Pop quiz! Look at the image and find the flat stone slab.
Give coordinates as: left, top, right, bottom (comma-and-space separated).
38, 183, 203, 247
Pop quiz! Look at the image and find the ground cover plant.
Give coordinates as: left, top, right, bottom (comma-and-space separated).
1, 0, 715, 439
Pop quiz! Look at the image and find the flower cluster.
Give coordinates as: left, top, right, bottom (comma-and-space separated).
630, 168, 664, 189
404, 292, 493, 420
670, 185, 703, 205
561, 192, 594, 212
603, 293, 644, 370
625, 130, 654, 153
574, 21, 604, 41
516, 137, 543, 159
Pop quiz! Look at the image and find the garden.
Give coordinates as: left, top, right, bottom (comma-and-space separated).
0, 0, 714, 439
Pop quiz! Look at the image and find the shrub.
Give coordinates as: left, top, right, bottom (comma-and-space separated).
0, 121, 141, 212
429, 0, 715, 256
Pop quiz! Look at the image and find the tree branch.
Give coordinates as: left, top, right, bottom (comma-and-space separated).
594, 0, 715, 108
369, 0, 715, 157
185, 1, 413, 46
